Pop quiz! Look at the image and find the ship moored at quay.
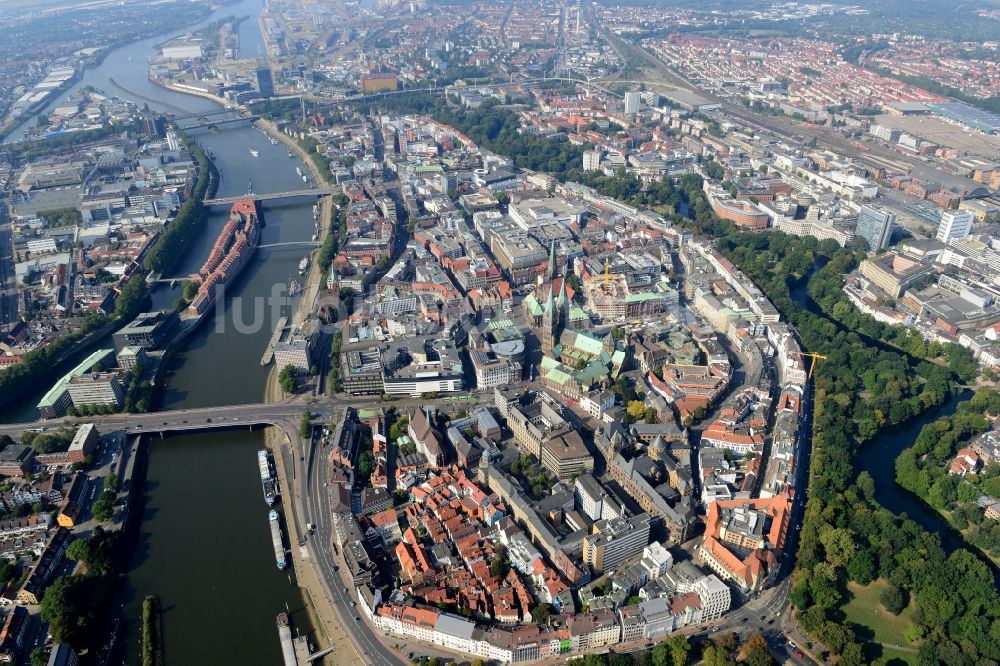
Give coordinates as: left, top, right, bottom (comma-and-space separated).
258, 449, 279, 506
269, 510, 286, 570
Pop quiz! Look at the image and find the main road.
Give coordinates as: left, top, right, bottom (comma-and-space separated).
0, 393, 493, 440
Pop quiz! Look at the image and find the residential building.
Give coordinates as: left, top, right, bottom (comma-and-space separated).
624, 91, 641, 114
0, 607, 29, 663
17, 528, 71, 605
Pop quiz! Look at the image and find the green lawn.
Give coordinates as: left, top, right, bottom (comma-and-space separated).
878, 646, 919, 666
843, 579, 917, 647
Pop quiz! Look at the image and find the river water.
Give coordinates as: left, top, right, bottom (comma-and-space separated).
4, 0, 321, 661
787, 277, 988, 560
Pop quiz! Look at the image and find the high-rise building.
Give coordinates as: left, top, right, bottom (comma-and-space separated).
624, 91, 641, 114
854, 204, 895, 251
936, 209, 974, 243
255, 66, 274, 98
583, 150, 601, 172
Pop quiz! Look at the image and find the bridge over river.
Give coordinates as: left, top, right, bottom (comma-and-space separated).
204, 188, 337, 206
0, 394, 491, 440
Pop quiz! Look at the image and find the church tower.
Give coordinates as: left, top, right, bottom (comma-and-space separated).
541, 284, 557, 356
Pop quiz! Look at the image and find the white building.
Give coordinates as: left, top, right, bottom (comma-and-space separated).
693, 575, 731, 621
274, 338, 312, 373
579, 390, 615, 419
624, 91, 641, 114
583, 150, 602, 172
937, 209, 974, 243
469, 349, 517, 389
640, 542, 674, 579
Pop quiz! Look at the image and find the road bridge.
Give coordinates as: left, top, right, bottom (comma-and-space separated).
0, 393, 494, 441
170, 108, 251, 122
204, 188, 336, 206
177, 116, 257, 131
258, 241, 321, 249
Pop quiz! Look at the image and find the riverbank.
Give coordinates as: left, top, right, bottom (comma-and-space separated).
258, 111, 349, 664
255, 117, 334, 331
147, 75, 235, 110
266, 424, 361, 666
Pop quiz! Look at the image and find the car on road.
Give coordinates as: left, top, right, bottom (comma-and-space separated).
796, 650, 804, 658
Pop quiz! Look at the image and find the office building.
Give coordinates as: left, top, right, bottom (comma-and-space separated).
66, 370, 129, 411
697, 494, 790, 594
113, 310, 178, 351
116, 345, 147, 372
37, 349, 117, 418
936, 209, 974, 243
68, 424, 99, 464
854, 205, 895, 251
469, 349, 517, 389
0, 446, 34, 477
583, 514, 652, 573
858, 251, 936, 298
274, 337, 312, 373
255, 66, 274, 98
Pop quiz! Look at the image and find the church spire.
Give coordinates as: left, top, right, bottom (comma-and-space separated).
547, 240, 557, 279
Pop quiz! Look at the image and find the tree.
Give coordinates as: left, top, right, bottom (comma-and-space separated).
846, 549, 877, 585
700, 644, 735, 666
92, 492, 115, 522
182, 280, 199, 302
279, 365, 298, 394
41, 575, 104, 648
738, 634, 774, 666
357, 451, 374, 476
66, 539, 91, 563
30, 647, 46, 666
626, 400, 647, 421
818, 526, 855, 566
880, 584, 908, 615
664, 635, 692, 666
839, 642, 866, 666
299, 411, 312, 439
531, 602, 552, 624
490, 544, 510, 578
114, 273, 148, 321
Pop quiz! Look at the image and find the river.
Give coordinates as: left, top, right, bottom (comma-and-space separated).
3, 0, 322, 661
788, 276, 986, 558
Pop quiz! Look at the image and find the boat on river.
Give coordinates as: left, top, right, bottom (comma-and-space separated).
258, 449, 279, 506
269, 510, 286, 570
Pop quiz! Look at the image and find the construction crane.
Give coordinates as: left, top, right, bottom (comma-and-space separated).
790, 350, 827, 380
603, 257, 611, 288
